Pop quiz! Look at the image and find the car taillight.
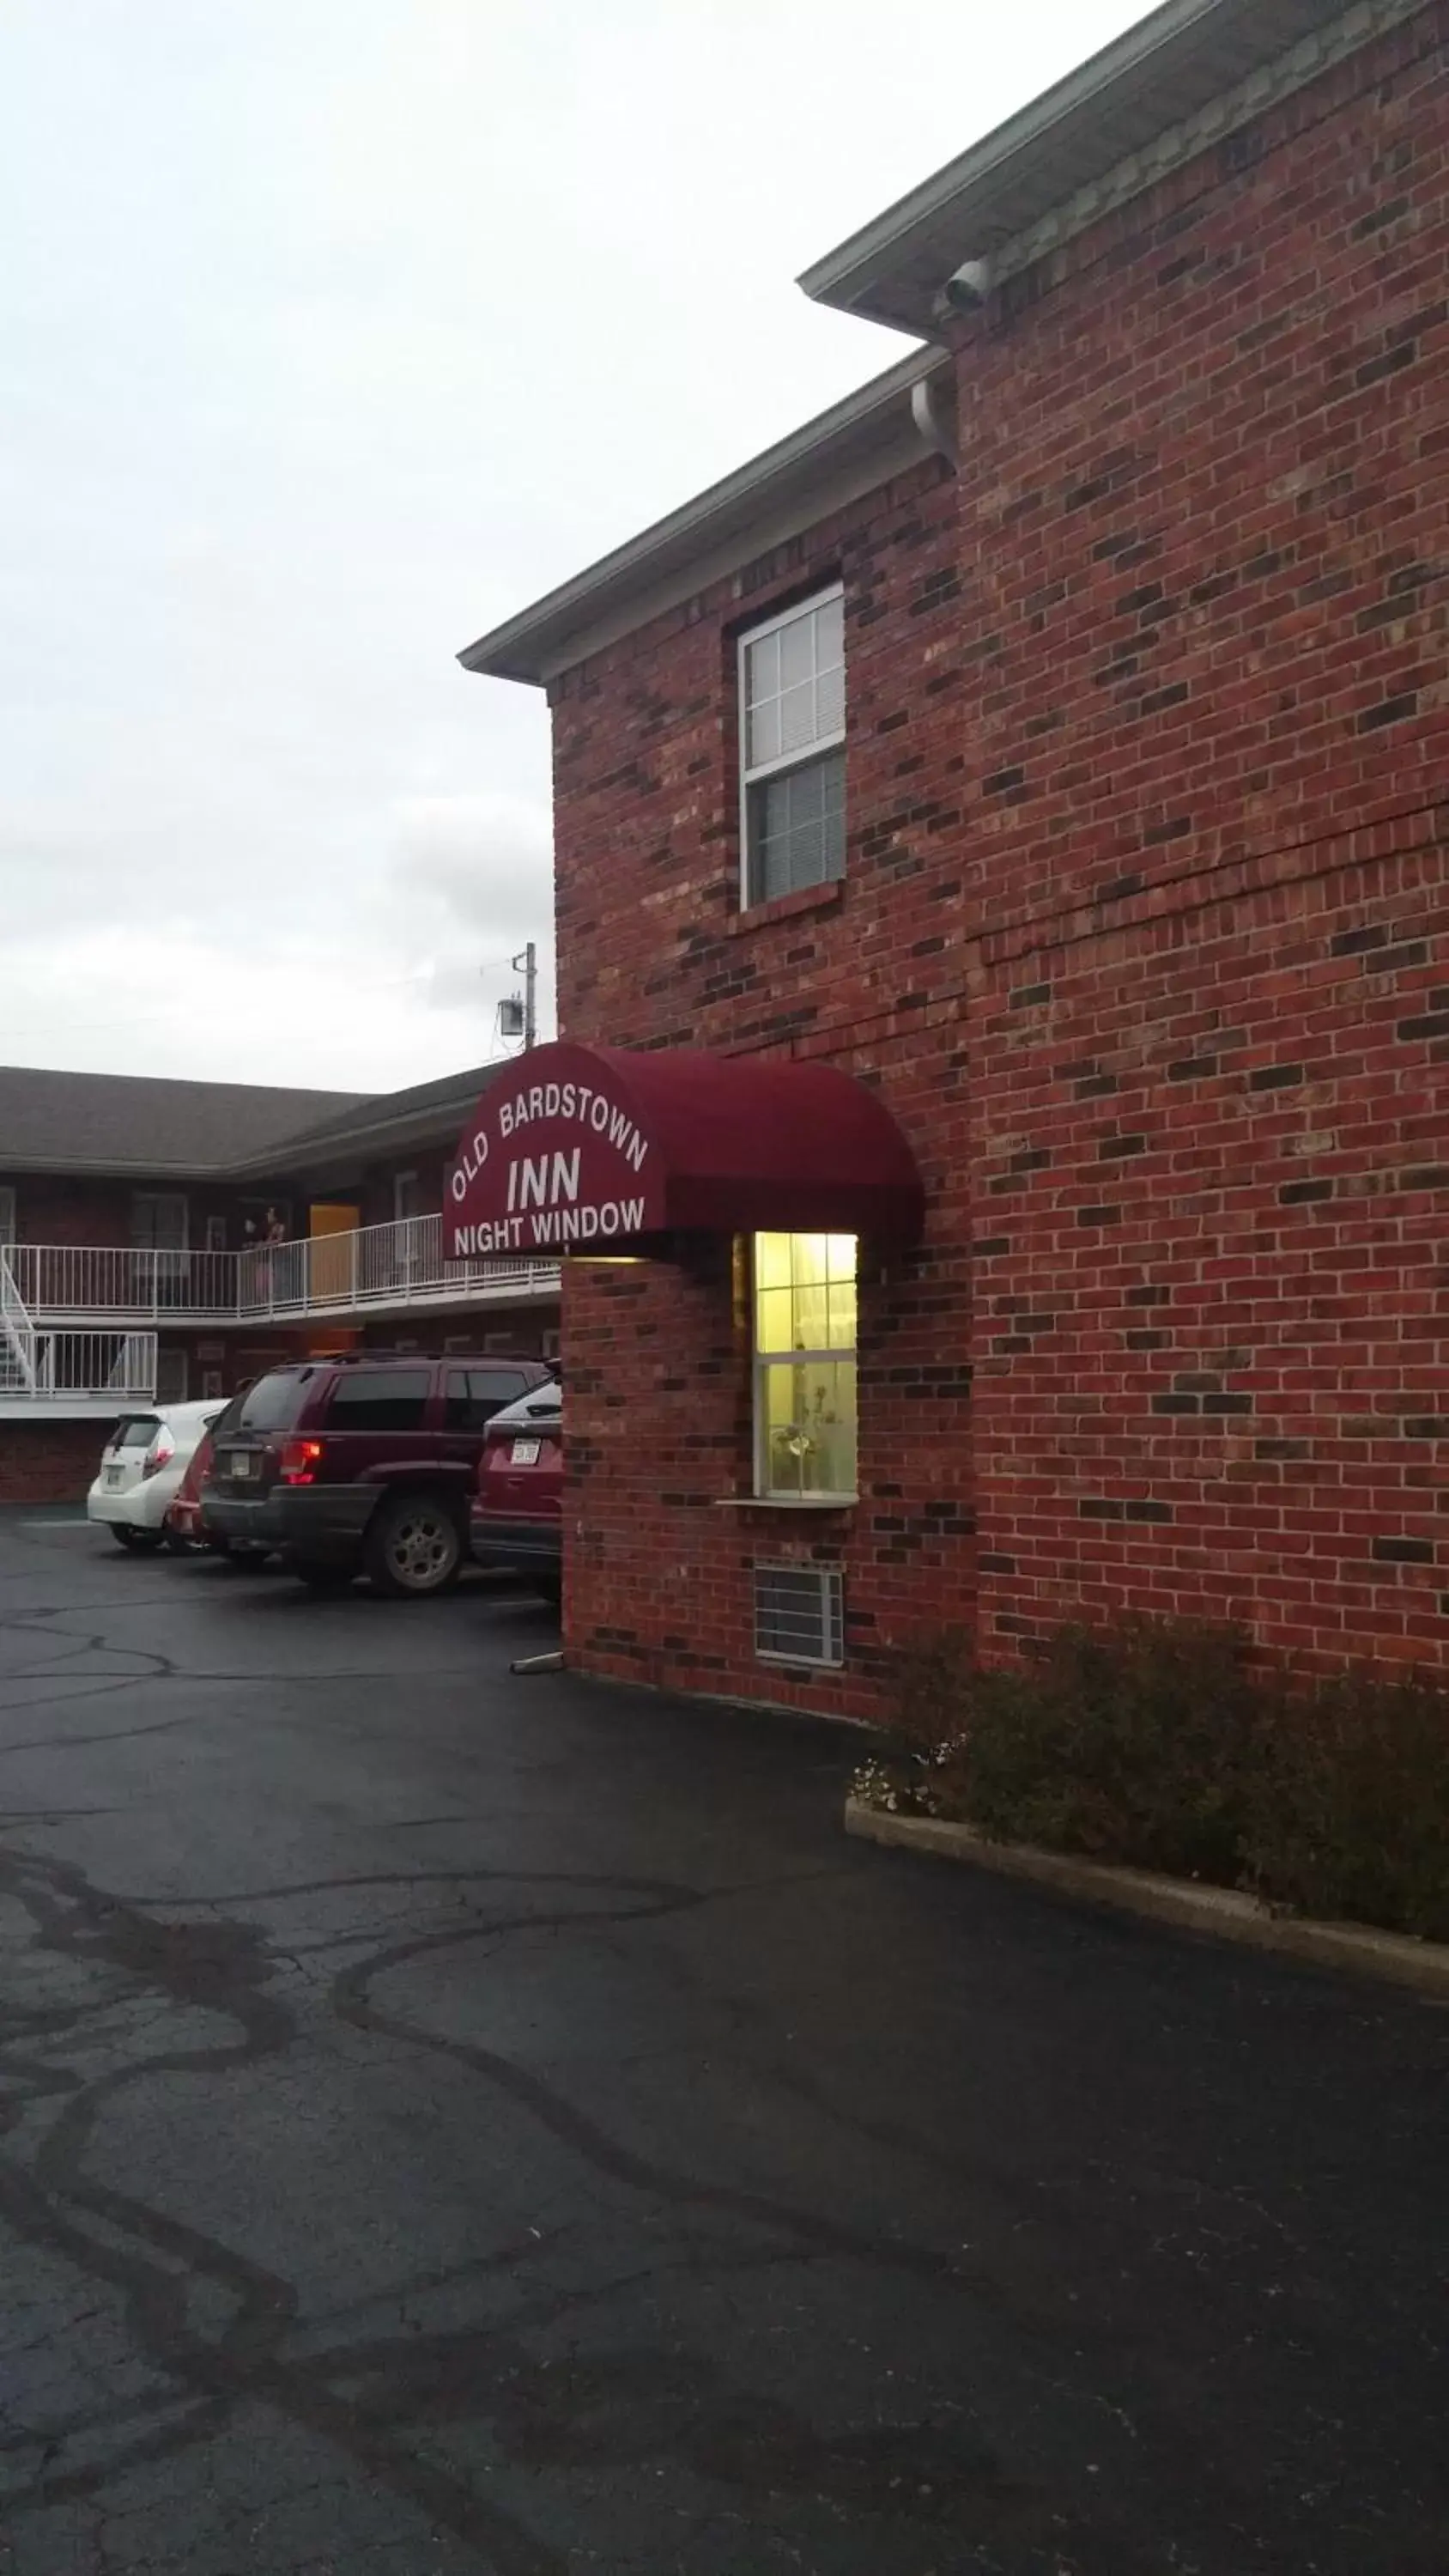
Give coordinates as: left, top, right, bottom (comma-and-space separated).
142, 1433, 175, 1479
279, 1438, 324, 1485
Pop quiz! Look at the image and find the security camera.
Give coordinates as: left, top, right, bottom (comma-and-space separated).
936, 258, 992, 317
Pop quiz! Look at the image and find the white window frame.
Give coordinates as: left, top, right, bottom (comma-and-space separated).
205, 1214, 227, 1254
752, 1232, 858, 1505
737, 583, 845, 912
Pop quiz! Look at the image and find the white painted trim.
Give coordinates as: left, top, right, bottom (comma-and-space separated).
751, 1233, 859, 1501
737, 579, 846, 657
737, 585, 847, 912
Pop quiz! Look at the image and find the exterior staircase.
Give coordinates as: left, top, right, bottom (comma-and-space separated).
0, 1247, 158, 1411
0, 1246, 36, 1394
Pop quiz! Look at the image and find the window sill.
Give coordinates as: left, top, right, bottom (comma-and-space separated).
713, 1494, 857, 1511
727, 881, 845, 939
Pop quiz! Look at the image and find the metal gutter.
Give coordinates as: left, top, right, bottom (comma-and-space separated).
231, 1091, 491, 1181
458, 347, 949, 688
797, 0, 1409, 335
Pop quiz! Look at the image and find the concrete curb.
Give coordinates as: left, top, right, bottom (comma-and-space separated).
844, 1800, 1449, 1998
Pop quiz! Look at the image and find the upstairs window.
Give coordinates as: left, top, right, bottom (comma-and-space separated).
739, 587, 845, 908
754, 1231, 858, 1502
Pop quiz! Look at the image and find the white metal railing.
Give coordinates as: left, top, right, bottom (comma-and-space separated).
234, 1212, 552, 1318
10, 1214, 559, 1327
21, 1330, 158, 1405
0, 1244, 37, 1393
11, 1242, 241, 1320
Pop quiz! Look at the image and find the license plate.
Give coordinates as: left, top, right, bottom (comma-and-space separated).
106, 1466, 125, 1489
230, 1452, 252, 1479
510, 1438, 541, 1466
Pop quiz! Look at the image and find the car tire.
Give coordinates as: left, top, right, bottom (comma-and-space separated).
163, 1527, 202, 1557
294, 1561, 354, 1592
110, 1524, 163, 1553
364, 1493, 464, 1599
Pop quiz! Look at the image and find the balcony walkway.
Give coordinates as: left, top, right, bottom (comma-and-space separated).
0, 1215, 560, 1409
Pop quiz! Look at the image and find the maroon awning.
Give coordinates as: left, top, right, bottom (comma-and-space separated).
446, 1040, 924, 1258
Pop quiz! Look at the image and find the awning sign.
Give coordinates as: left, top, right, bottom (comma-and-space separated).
449, 1060, 664, 1256
447, 1038, 925, 1259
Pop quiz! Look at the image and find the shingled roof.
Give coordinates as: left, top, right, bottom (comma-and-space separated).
231, 1061, 505, 1178
0, 1058, 512, 1182
0, 1065, 369, 1178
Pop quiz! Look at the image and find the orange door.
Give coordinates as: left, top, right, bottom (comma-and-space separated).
308, 1203, 360, 1306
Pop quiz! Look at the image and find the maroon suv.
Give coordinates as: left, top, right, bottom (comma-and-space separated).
203, 1352, 552, 1596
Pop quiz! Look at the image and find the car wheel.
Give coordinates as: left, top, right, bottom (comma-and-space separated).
294, 1561, 354, 1592
110, 1525, 162, 1553
163, 1527, 203, 1556
364, 1494, 463, 1599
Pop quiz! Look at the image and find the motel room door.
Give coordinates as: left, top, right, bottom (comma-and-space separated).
308, 1201, 360, 1305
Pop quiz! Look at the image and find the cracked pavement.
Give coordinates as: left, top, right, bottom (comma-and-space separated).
0, 1513, 1444, 2574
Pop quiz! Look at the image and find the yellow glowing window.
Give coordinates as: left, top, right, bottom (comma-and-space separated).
753, 1232, 858, 1501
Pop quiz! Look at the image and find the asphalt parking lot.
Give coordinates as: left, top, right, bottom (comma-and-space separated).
0, 1510, 1445, 2576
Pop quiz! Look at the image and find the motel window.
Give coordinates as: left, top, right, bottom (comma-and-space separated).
130, 1192, 189, 1250
738, 587, 845, 908
753, 1232, 858, 1502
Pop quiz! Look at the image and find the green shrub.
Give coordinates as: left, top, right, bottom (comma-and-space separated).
1243, 1668, 1449, 1942
955, 1618, 1258, 1881
858, 1616, 1449, 1942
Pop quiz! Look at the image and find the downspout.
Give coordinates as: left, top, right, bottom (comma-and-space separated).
911, 374, 960, 473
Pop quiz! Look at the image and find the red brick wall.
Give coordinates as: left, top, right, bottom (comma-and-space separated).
5, 1178, 290, 1255
553, 443, 972, 1718
553, 9, 1449, 1707
360, 1307, 557, 1358
946, 9, 1448, 943
971, 816, 1449, 1669
10, 1180, 136, 1249
0, 1420, 117, 1506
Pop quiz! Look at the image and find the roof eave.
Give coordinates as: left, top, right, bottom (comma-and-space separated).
237, 1096, 487, 1181
458, 346, 949, 688
797, 0, 1367, 336
0, 1153, 251, 1182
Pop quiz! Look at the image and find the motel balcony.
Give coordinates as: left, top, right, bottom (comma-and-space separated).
0, 1213, 560, 1413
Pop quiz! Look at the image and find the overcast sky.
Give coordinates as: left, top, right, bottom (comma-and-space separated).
2, 0, 1155, 1097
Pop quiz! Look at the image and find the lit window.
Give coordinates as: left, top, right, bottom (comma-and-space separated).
753, 1232, 858, 1501
738, 589, 845, 908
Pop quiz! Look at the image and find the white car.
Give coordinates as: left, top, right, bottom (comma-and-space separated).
87, 1399, 227, 1554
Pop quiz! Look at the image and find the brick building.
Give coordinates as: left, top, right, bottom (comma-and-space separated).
457, 0, 1448, 1716
1, 1062, 560, 1501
